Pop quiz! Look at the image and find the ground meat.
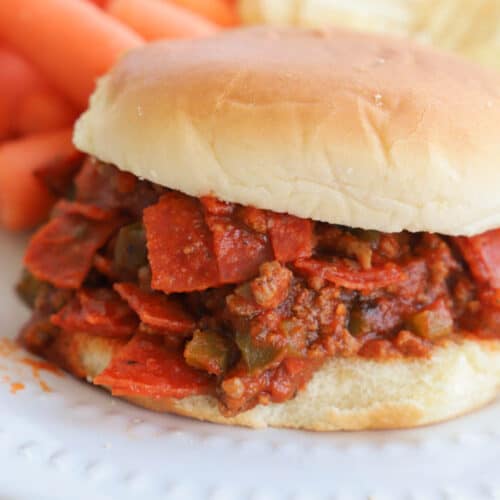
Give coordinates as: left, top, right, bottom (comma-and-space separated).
394, 330, 430, 357
19, 161, 500, 416
251, 261, 292, 309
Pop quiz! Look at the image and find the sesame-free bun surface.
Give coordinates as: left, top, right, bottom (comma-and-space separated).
45, 331, 500, 430
74, 27, 500, 236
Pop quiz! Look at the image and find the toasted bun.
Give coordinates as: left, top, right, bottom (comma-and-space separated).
49, 331, 500, 430
74, 27, 500, 236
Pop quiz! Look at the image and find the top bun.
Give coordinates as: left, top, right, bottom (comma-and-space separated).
74, 27, 500, 236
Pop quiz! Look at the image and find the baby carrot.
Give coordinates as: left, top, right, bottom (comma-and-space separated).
0, 0, 143, 108
13, 88, 78, 136
107, 0, 218, 41
0, 46, 77, 139
168, 0, 239, 26
0, 47, 41, 140
0, 129, 76, 230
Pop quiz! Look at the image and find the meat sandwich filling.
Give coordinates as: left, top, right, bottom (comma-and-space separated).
18, 159, 500, 415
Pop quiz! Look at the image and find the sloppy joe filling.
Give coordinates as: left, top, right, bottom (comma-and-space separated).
18, 159, 500, 415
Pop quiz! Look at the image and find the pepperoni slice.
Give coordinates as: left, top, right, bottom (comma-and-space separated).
93, 254, 115, 279
268, 213, 313, 262
52, 199, 117, 221
200, 196, 234, 216
144, 193, 220, 293
455, 229, 500, 289
114, 283, 195, 334
34, 149, 83, 197
205, 214, 272, 283
238, 206, 268, 234
294, 258, 405, 290
51, 289, 138, 337
94, 334, 214, 398
74, 159, 160, 217
24, 214, 124, 289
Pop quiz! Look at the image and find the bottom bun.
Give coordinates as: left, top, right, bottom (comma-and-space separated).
49, 332, 500, 430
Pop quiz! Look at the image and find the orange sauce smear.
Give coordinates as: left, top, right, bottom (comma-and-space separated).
21, 358, 62, 376
0, 338, 20, 357
2, 375, 25, 394
10, 382, 25, 394
21, 358, 62, 393
38, 380, 51, 393
0, 339, 62, 394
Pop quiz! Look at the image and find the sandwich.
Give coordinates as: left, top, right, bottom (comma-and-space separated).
17, 27, 500, 430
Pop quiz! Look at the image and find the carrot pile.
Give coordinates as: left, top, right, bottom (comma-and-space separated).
0, 0, 238, 231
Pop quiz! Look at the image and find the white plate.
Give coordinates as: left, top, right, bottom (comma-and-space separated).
0, 229, 499, 500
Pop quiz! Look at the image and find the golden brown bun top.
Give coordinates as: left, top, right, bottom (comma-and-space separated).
74, 27, 500, 235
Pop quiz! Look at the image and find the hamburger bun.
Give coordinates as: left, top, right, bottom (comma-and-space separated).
74, 27, 500, 236
48, 331, 500, 430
